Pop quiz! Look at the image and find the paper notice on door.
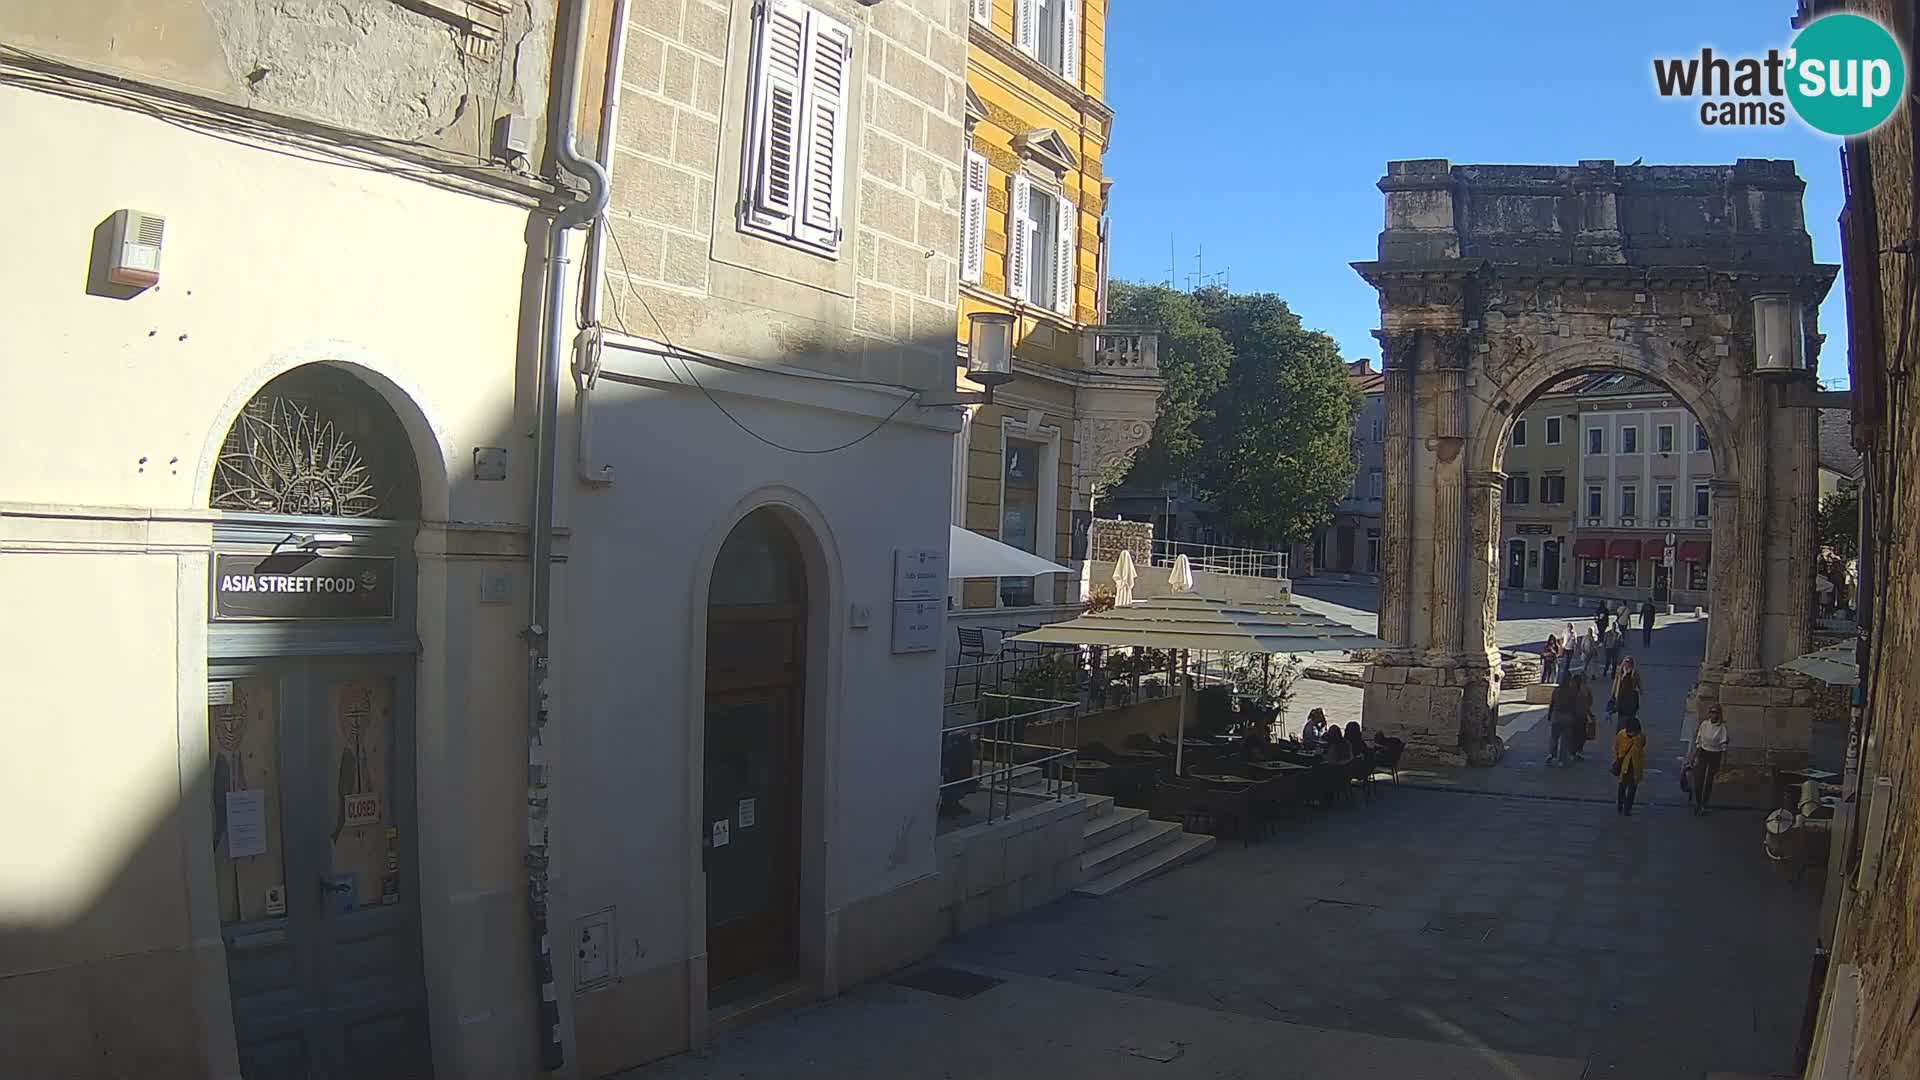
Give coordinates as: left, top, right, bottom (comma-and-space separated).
226, 789, 268, 858
737, 798, 756, 829
711, 819, 730, 848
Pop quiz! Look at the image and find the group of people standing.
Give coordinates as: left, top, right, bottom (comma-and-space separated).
1537, 600, 1727, 817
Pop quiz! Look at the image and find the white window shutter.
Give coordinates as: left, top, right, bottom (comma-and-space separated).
744, 0, 808, 236
1013, 0, 1037, 55
960, 150, 988, 285
1007, 173, 1034, 302
1060, 0, 1079, 83
794, 8, 852, 251
970, 0, 992, 27
1053, 196, 1076, 318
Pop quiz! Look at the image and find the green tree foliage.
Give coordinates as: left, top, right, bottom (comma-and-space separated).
1111, 284, 1358, 544
1817, 488, 1859, 562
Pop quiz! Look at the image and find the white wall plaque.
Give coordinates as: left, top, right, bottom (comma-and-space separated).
892, 599, 943, 654
894, 548, 948, 601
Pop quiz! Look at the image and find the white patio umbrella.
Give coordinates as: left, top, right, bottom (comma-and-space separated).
1010, 594, 1383, 773
946, 525, 1073, 579
1169, 553, 1195, 593
1777, 640, 1858, 686
1112, 548, 1139, 606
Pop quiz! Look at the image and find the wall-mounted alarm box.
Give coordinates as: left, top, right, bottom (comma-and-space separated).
108, 208, 166, 288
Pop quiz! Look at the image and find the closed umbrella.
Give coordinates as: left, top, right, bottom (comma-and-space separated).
1169, 553, 1194, 593
1113, 549, 1139, 606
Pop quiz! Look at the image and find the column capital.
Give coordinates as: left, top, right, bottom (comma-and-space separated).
1709, 477, 1742, 497
1375, 328, 1422, 371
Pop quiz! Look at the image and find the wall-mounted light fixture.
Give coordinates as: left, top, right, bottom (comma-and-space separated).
1751, 294, 1807, 378
920, 312, 1016, 407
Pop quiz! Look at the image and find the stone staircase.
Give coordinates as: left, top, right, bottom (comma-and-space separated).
994, 766, 1217, 897
1071, 795, 1215, 897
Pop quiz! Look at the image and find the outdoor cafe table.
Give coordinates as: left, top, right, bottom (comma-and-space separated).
1187, 772, 1253, 784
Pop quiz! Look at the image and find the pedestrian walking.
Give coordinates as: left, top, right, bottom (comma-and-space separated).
1609, 656, 1643, 730
1603, 623, 1624, 677
1685, 704, 1730, 815
1543, 634, 1563, 683
1582, 630, 1603, 680
1565, 629, 1589, 684
1639, 599, 1656, 647
1612, 714, 1647, 815
1559, 623, 1579, 681
1593, 601, 1610, 638
1546, 673, 1593, 766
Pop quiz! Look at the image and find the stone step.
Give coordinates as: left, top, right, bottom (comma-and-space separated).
1082, 805, 1147, 849
1082, 794, 1115, 820
1072, 831, 1217, 898
1079, 818, 1182, 879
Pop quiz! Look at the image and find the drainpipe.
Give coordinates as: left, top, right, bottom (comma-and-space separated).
528, 0, 611, 1071
572, 0, 632, 485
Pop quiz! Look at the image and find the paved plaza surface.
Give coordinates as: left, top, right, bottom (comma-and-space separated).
628, 584, 1822, 1080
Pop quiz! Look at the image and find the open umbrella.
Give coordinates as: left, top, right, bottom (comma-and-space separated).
1010, 594, 1382, 773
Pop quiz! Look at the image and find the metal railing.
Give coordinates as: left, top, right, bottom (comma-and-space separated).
1150, 539, 1289, 580
940, 692, 1079, 826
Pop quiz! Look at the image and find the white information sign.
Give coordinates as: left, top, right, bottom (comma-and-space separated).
1663, 550, 1676, 568
711, 819, 730, 848
894, 548, 949, 601
891, 600, 943, 654
208, 680, 234, 707
226, 789, 268, 858
738, 798, 756, 829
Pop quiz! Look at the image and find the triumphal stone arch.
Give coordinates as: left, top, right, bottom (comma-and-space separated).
1353, 159, 1836, 782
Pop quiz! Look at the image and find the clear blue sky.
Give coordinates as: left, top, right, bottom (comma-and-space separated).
1103, 0, 1850, 387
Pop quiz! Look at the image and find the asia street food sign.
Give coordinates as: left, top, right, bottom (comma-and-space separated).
213, 554, 395, 620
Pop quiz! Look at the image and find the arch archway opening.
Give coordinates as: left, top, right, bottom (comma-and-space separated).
210, 363, 422, 522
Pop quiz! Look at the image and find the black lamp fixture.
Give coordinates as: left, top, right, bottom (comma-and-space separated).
921, 312, 1016, 407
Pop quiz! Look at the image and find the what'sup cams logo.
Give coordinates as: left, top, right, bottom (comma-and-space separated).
1654, 12, 1907, 136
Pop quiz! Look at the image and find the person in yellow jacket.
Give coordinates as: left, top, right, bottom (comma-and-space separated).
1612, 714, 1647, 816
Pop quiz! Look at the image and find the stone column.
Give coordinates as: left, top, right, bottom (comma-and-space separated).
1706, 477, 1742, 674
1425, 328, 1470, 664
1732, 405, 1769, 675
1780, 387, 1817, 662
1464, 471, 1505, 667
1375, 329, 1419, 657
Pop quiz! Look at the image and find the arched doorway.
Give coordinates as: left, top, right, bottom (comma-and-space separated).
703, 509, 808, 1003
205, 363, 433, 1078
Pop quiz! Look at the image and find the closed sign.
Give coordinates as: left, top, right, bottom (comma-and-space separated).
343, 793, 382, 828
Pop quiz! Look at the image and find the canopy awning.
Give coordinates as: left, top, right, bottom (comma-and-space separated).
1607, 539, 1642, 559
1573, 539, 1608, 559
1642, 538, 1667, 560
1677, 540, 1711, 562
1007, 594, 1384, 656
1777, 640, 1858, 686
947, 525, 1073, 579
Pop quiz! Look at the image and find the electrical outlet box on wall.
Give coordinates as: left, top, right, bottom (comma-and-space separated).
575, 908, 615, 990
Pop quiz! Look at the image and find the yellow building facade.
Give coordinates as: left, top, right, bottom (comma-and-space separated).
950, 0, 1163, 614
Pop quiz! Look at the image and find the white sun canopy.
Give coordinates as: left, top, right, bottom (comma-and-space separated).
1006, 594, 1383, 656
1776, 640, 1858, 687
947, 525, 1073, 580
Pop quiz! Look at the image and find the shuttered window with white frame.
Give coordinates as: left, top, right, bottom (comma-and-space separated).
1013, 0, 1037, 56
1006, 173, 1034, 303
1052, 196, 1076, 318
742, 0, 851, 256
960, 150, 988, 285
1059, 0, 1078, 83
969, 0, 992, 27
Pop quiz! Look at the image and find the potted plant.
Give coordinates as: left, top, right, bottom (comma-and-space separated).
1228, 653, 1303, 737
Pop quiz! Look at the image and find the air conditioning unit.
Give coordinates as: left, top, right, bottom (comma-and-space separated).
107, 209, 166, 288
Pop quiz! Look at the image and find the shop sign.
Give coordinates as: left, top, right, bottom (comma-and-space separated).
1516, 524, 1554, 535
214, 554, 395, 620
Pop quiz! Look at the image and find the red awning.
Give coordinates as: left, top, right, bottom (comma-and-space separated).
1642, 538, 1667, 560
1677, 540, 1711, 562
1608, 539, 1642, 559
1573, 539, 1608, 559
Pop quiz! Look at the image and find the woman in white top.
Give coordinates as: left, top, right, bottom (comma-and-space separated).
1689, 704, 1731, 815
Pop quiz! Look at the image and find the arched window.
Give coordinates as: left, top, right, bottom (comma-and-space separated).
211, 365, 420, 520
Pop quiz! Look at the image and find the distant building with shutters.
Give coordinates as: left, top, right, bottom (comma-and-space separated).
947, 0, 1165, 627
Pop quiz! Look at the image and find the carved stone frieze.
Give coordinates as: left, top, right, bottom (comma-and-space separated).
1075, 416, 1155, 490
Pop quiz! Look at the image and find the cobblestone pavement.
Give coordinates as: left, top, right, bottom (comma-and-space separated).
627, 583, 1820, 1080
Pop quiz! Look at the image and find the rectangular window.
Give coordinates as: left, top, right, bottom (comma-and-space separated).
959, 149, 987, 284
1545, 416, 1563, 445
1007, 178, 1074, 315
1512, 419, 1528, 447
1689, 560, 1709, 590
1620, 484, 1638, 520
1586, 485, 1603, 518
1368, 468, 1383, 500
1015, 0, 1079, 81
1617, 558, 1638, 587
1695, 423, 1710, 451
1587, 427, 1604, 455
740, 0, 851, 256
1541, 475, 1566, 505
1371, 415, 1382, 442
1504, 474, 1530, 505
1000, 437, 1044, 607
1695, 484, 1711, 518
1619, 425, 1639, 453
1582, 559, 1602, 586
1656, 484, 1674, 519
970, 0, 992, 26
1657, 424, 1676, 453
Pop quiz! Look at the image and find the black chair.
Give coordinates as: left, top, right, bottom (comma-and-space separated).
951, 626, 998, 703
1371, 737, 1405, 783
